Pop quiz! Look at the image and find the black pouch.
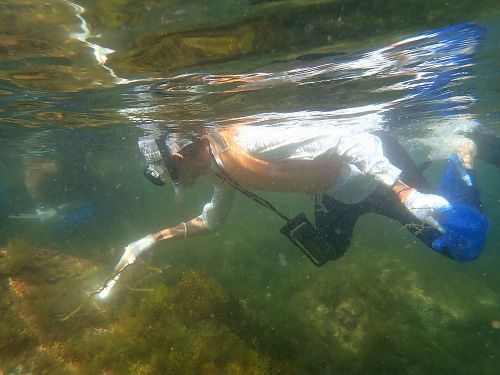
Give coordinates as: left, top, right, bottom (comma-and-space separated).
280, 213, 335, 266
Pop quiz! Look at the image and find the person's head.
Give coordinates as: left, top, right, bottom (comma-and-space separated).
139, 137, 209, 200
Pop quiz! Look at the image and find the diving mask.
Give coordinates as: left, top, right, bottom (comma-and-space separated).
138, 138, 184, 200
144, 163, 167, 186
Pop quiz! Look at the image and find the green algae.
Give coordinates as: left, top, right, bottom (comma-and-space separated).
0, 239, 35, 275
0, 241, 283, 373
65, 270, 281, 374
0, 2, 499, 372
2, 210, 500, 374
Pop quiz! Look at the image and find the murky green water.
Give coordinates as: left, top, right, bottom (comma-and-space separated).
1, 1, 499, 374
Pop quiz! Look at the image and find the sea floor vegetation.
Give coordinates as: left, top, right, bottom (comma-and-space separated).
1, 226, 500, 374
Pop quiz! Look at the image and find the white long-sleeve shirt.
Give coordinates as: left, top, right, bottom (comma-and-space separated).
199, 126, 402, 230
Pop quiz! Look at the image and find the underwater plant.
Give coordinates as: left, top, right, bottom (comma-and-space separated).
0, 238, 37, 275
2, 230, 500, 375
64, 269, 284, 374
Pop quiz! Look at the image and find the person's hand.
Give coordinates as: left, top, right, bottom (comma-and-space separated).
98, 234, 156, 299
115, 234, 156, 271
402, 189, 451, 232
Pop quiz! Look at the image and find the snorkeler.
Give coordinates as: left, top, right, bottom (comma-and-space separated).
113, 126, 488, 274
6, 131, 106, 232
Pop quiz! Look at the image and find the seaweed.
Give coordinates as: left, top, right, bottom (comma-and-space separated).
61, 269, 282, 374
2, 230, 500, 374
0, 238, 38, 275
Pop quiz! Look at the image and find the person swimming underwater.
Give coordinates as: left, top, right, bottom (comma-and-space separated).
111, 125, 488, 276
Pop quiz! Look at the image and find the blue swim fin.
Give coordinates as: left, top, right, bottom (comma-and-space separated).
432, 155, 488, 261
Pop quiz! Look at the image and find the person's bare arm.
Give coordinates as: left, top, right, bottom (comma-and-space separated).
114, 183, 235, 271
113, 217, 211, 272
152, 216, 210, 242
98, 216, 213, 299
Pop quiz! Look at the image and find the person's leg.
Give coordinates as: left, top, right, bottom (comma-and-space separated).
349, 182, 442, 252
333, 131, 453, 231
316, 131, 435, 260
371, 132, 447, 247
317, 192, 441, 260
374, 132, 433, 192
373, 148, 487, 262
318, 133, 487, 262
348, 133, 487, 261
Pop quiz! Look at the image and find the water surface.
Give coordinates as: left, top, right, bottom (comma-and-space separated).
0, 1, 499, 374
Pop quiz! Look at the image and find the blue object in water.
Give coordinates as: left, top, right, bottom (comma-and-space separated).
412, 23, 487, 117
431, 155, 488, 261
436, 154, 480, 207
432, 204, 488, 261
56, 202, 100, 231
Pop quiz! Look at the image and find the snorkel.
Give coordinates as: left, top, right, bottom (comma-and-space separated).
139, 138, 185, 202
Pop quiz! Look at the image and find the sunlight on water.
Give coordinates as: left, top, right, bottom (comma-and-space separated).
0, 1, 499, 373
